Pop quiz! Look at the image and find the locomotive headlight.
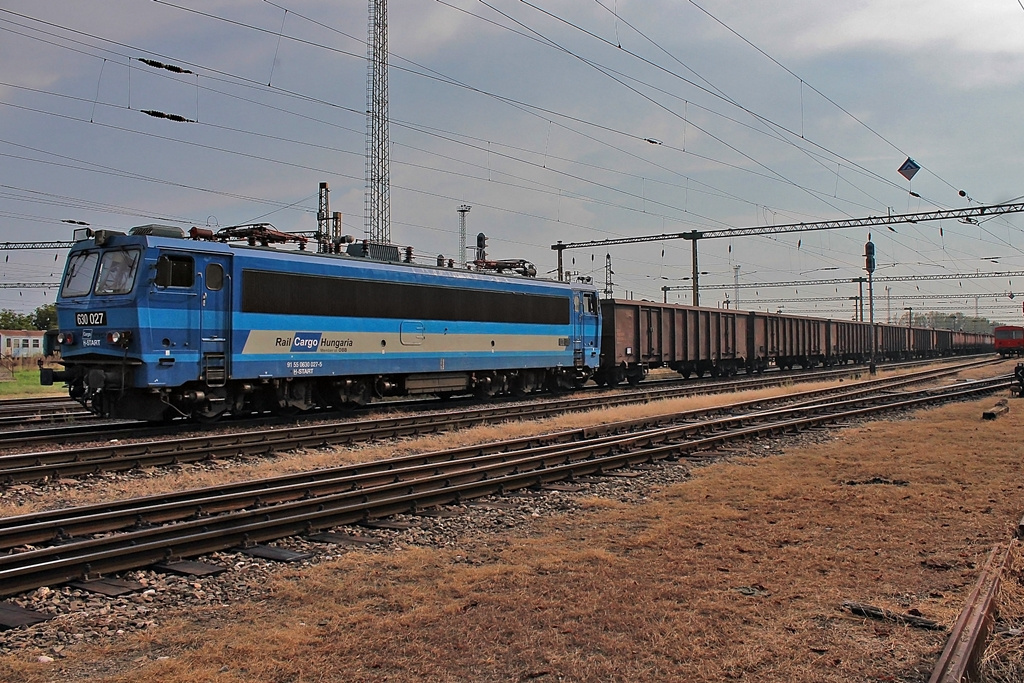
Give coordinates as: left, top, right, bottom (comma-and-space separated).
106, 330, 132, 347
57, 332, 75, 345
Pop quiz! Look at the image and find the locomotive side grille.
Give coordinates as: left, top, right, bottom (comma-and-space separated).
241, 270, 570, 326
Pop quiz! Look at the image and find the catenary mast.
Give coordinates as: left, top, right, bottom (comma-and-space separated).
365, 0, 391, 245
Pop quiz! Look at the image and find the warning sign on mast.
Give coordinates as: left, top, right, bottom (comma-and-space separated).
898, 158, 921, 181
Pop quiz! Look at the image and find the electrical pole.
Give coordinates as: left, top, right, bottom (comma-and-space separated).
853, 277, 866, 322
457, 205, 470, 269
733, 265, 740, 310
365, 0, 390, 245
866, 240, 876, 374
604, 254, 614, 299
690, 233, 700, 306
317, 182, 330, 254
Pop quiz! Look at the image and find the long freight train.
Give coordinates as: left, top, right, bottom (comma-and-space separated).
41, 225, 993, 421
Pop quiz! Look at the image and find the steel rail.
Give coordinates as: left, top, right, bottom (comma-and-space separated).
0, 372, 1002, 551
0, 407, 92, 427
0, 356, 993, 449
0, 360, 994, 483
0, 366, 984, 552
928, 543, 1015, 683
0, 375, 1007, 598
0, 366, 839, 448
0, 396, 77, 408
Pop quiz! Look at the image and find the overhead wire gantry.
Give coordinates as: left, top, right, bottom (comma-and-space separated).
551, 202, 1024, 305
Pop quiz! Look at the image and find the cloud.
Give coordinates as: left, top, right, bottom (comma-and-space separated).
716, 0, 1024, 86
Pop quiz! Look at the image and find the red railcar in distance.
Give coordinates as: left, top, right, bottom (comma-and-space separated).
994, 325, 1024, 357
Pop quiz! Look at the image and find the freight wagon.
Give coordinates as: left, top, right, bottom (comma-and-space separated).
595, 299, 993, 384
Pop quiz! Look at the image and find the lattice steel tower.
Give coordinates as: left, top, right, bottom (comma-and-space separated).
365, 0, 391, 245
317, 182, 330, 254
457, 205, 471, 268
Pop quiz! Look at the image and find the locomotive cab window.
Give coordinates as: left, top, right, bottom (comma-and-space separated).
584, 292, 598, 314
156, 254, 195, 288
94, 248, 141, 295
61, 251, 100, 297
205, 263, 224, 291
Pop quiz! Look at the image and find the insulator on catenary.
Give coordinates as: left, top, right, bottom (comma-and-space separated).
137, 58, 193, 74
141, 110, 195, 124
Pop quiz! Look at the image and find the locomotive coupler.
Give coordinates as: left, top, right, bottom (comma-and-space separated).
39, 367, 71, 386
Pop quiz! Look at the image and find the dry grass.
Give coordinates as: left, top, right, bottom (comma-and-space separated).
2, 359, 1022, 682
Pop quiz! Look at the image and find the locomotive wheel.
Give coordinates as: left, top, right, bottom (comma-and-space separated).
474, 379, 498, 400
195, 410, 224, 424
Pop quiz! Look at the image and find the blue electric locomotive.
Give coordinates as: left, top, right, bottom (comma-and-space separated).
43, 225, 602, 421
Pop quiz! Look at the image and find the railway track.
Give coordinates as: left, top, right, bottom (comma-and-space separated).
0, 355, 993, 441
928, 543, 1015, 683
0, 396, 73, 409
0, 359, 997, 483
0, 395, 90, 426
0, 366, 1008, 598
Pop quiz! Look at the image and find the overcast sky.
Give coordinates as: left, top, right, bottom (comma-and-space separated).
2, 0, 1023, 322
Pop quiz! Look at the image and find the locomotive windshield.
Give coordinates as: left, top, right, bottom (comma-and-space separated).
60, 248, 141, 297
94, 249, 141, 295
61, 251, 100, 297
